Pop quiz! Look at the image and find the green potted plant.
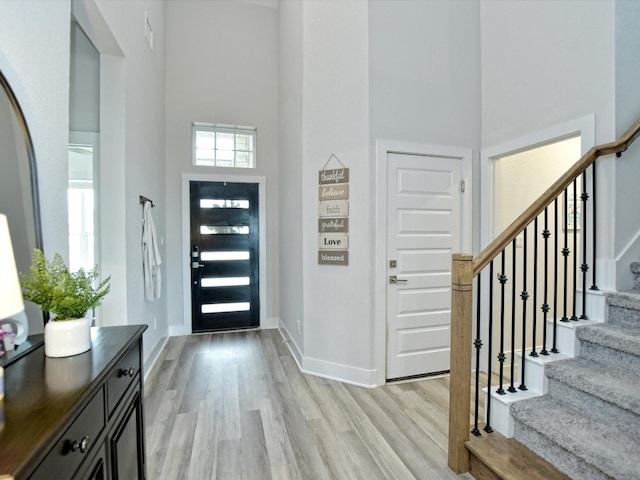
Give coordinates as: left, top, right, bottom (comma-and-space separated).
20, 249, 110, 357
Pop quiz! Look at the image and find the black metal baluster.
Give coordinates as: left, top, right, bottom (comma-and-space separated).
509, 240, 517, 393
552, 198, 559, 353
485, 260, 494, 433
590, 163, 599, 291
581, 172, 589, 319
562, 188, 570, 323
530, 217, 539, 358
497, 250, 507, 395
571, 179, 578, 321
541, 207, 550, 356
472, 274, 482, 437
519, 228, 529, 390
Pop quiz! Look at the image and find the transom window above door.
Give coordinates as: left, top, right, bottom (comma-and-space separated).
192, 123, 256, 168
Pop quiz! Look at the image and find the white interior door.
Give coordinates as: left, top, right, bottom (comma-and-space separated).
386, 152, 463, 380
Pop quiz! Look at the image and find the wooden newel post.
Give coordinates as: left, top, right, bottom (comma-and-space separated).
448, 253, 474, 473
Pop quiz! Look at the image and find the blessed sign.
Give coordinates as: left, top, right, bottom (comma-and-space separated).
318, 250, 348, 266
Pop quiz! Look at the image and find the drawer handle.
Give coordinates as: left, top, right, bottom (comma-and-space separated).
119, 367, 135, 377
71, 436, 90, 454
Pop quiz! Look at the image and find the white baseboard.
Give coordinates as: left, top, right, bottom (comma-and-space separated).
278, 320, 303, 368
143, 335, 169, 384
168, 324, 191, 337
301, 356, 377, 388
261, 316, 279, 329
277, 321, 378, 388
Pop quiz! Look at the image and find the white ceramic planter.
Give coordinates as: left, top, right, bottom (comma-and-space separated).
44, 318, 91, 358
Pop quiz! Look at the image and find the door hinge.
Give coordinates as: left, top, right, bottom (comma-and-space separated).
460, 180, 466, 193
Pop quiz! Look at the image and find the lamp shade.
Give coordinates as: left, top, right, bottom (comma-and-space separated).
0, 213, 25, 319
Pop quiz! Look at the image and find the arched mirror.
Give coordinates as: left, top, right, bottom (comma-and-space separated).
0, 69, 45, 366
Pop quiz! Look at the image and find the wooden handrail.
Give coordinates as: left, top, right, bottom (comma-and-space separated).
473, 117, 640, 276
448, 117, 640, 474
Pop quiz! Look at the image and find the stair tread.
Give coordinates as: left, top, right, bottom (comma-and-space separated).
466, 428, 571, 480
577, 323, 640, 356
606, 290, 640, 309
511, 396, 640, 479
546, 357, 640, 416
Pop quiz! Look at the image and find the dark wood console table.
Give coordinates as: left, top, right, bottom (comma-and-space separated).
0, 325, 147, 480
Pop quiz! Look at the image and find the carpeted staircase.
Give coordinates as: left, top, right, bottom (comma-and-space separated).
509, 291, 640, 480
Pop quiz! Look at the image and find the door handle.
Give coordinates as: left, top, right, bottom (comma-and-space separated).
389, 275, 408, 284
191, 262, 205, 269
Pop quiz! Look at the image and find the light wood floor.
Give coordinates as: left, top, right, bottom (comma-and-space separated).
144, 329, 474, 480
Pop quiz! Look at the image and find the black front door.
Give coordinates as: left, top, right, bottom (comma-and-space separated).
190, 181, 259, 332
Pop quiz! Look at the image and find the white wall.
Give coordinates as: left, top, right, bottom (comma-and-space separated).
614, 0, 640, 289
278, 0, 304, 359
301, 0, 372, 382
164, 0, 279, 334
91, 0, 167, 363
369, 0, 481, 149
481, 0, 617, 290
481, 0, 615, 148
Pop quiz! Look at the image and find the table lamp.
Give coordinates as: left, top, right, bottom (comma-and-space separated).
0, 214, 24, 321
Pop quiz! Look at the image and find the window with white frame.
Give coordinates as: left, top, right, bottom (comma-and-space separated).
193, 123, 256, 168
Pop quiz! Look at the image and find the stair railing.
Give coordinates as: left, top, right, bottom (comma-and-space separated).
448, 117, 640, 474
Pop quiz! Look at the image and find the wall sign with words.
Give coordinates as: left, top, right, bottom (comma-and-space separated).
318, 200, 348, 218
318, 159, 349, 266
318, 217, 348, 233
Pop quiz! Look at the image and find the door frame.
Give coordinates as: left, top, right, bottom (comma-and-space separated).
180, 173, 267, 335
374, 140, 473, 386
480, 114, 595, 253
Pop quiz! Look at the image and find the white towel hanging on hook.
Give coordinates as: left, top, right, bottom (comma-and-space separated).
142, 201, 162, 300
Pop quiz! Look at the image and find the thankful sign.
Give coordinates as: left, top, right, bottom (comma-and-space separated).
318, 160, 349, 266
319, 168, 350, 184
